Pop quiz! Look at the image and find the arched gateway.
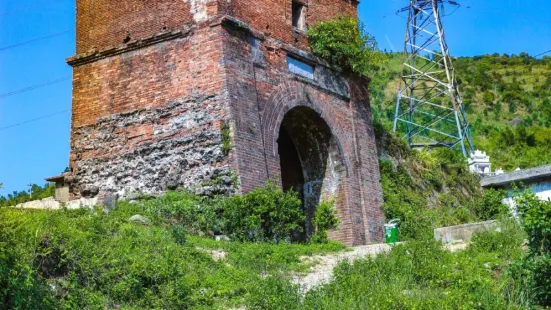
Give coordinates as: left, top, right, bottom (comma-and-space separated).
260, 83, 385, 245
277, 106, 347, 241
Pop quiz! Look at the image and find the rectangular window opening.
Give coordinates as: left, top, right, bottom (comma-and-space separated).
287, 56, 314, 79
292, 1, 306, 31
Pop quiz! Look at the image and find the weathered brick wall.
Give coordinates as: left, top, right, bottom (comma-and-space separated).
229, 0, 357, 50
71, 28, 224, 127
76, 0, 192, 53
68, 0, 383, 245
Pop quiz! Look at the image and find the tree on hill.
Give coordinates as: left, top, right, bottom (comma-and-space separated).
0, 183, 55, 208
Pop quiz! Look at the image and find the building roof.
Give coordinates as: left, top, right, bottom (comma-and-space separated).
481, 164, 551, 188
45, 174, 65, 182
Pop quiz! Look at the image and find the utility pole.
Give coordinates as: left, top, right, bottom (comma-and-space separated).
393, 0, 474, 157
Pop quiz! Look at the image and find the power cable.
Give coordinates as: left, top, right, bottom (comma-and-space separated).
534, 49, 551, 58
0, 30, 71, 52
0, 76, 71, 100
0, 109, 70, 132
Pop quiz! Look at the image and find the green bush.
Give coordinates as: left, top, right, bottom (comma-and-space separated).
0, 203, 345, 309
246, 277, 301, 310
523, 254, 551, 305
171, 224, 187, 246
307, 16, 385, 76
0, 183, 55, 208
467, 216, 525, 259
0, 226, 57, 309
378, 143, 482, 240
219, 182, 305, 243
515, 191, 551, 255
141, 191, 219, 236
311, 200, 340, 244
513, 191, 551, 306
471, 188, 508, 221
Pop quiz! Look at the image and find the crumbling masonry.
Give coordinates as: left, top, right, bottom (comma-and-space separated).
67, 0, 384, 245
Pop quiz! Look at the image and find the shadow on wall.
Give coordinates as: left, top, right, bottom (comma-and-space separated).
277, 106, 347, 241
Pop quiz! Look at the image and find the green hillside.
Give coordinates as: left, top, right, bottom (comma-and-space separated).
1, 18, 550, 309
371, 53, 551, 170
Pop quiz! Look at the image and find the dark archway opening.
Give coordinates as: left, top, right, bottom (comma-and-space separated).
277, 106, 346, 241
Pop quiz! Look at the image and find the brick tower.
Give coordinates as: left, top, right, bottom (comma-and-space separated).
67, 0, 385, 245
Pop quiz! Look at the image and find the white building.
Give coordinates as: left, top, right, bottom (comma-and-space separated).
469, 150, 492, 175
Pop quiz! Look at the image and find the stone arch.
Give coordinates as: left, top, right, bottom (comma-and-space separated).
262, 83, 349, 240
261, 82, 348, 176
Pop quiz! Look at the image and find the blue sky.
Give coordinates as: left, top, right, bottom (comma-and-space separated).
0, 0, 550, 196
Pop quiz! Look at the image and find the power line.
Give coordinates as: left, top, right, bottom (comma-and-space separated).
0, 76, 71, 100
534, 49, 551, 58
0, 110, 70, 132
0, 30, 71, 52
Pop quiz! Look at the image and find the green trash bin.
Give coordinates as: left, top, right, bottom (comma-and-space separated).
384, 219, 400, 243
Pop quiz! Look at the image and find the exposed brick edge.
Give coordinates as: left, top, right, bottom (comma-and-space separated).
220, 16, 333, 75
220, 15, 353, 101
66, 26, 193, 67
260, 82, 350, 173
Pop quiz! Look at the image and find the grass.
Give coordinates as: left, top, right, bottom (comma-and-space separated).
0, 204, 343, 309
247, 218, 528, 310
0, 194, 529, 309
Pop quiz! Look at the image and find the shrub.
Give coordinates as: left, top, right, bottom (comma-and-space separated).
0, 183, 55, 208
219, 182, 305, 243
524, 255, 551, 305
471, 188, 508, 221
513, 191, 551, 306
171, 224, 187, 246
515, 191, 551, 255
246, 277, 301, 310
467, 216, 525, 259
141, 191, 219, 236
221, 122, 232, 155
0, 205, 344, 309
311, 200, 340, 244
0, 228, 57, 309
307, 16, 385, 76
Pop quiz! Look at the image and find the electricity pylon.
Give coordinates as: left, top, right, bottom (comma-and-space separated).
393, 0, 474, 157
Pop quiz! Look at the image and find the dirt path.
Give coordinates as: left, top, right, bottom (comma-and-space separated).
291, 243, 395, 291
291, 242, 467, 291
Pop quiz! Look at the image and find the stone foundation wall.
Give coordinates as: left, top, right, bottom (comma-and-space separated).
70, 95, 236, 199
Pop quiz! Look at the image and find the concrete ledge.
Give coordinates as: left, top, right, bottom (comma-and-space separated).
15, 197, 61, 210
14, 197, 98, 210
66, 27, 192, 67
481, 164, 551, 187
434, 220, 499, 243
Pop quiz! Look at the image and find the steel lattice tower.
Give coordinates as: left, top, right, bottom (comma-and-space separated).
393, 0, 474, 157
